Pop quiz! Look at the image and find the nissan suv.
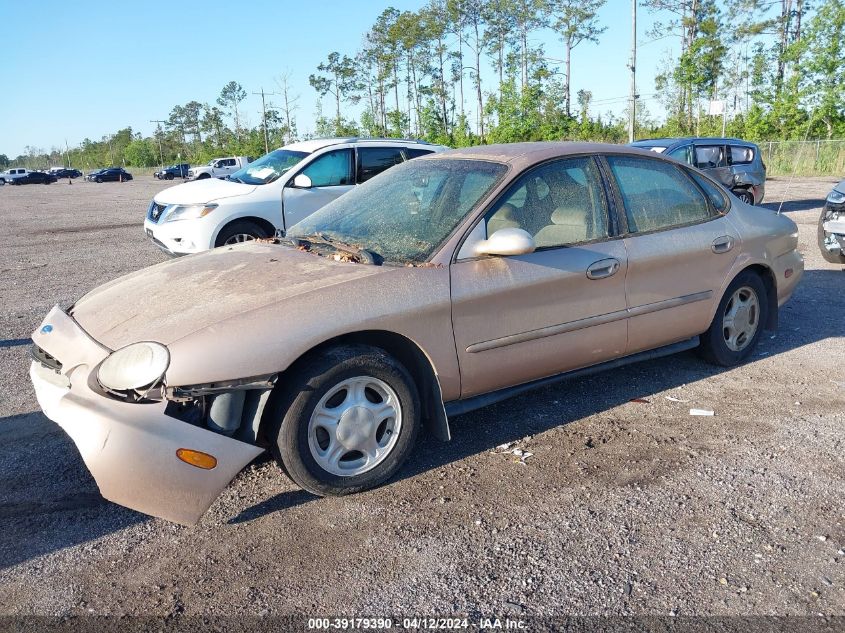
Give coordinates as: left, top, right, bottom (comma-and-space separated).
143, 138, 447, 256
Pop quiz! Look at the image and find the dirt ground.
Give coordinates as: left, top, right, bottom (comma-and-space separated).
0, 175, 843, 620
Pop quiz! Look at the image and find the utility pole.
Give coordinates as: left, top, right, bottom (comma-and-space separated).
150, 120, 167, 171
628, 0, 637, 143
64, 139, 71, 168
252, 88, 277, 155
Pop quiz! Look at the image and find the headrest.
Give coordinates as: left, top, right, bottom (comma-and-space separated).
550, 206, 586, 225
495, 202, 517, 219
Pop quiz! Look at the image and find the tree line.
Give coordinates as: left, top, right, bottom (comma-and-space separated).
5, 0, 844, 171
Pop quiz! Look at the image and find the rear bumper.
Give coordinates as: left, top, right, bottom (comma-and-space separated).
29, 306, 264, 525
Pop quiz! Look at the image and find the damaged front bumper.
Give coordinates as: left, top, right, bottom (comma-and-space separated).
29, 306, 264, 525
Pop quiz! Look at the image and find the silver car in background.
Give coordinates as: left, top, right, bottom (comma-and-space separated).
631, 137, 766, 206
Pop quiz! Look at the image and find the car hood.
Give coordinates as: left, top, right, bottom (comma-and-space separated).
153, 178, 256, 204
70, 243, 388, 349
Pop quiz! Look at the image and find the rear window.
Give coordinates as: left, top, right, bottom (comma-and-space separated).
730, 146, 755, 165
405, 148, 435, 159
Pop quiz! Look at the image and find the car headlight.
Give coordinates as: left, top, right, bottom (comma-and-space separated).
98, 342, 170, 391
163, 203, 218, 222
827, 190, 845, 204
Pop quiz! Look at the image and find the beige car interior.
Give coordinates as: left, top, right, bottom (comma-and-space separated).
486, 162, 607, 248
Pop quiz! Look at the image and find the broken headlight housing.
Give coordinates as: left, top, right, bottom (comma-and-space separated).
97, 341, 170, 392
827, 189, 845, 205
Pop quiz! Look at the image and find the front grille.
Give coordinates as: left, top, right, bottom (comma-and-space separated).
148, 200, 167, 223
31, 344, 62, 373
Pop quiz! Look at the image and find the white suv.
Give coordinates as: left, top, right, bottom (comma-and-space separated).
144, 138, 445, 256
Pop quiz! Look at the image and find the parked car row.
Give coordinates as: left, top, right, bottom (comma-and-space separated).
30, 136, 804, 525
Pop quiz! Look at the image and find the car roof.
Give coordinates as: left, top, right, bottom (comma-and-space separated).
424, 141, 659, 168
281, 137, 444, 153
631, 137, 757, 148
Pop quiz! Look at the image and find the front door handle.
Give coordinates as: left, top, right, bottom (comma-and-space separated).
712, 236, 735, 254
586, 258, 621, 280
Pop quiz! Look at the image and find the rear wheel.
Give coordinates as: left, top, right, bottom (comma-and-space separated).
215, 220, 270, 247
817, 206, 845, 264
699, 271, 768, 366
197, 173, 210, 180
732, 188, 754, 205
269, 345, 420, 496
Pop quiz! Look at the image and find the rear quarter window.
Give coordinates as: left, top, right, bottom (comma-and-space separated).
730, 146, 755, 165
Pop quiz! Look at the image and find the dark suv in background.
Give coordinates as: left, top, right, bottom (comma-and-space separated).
630, 137, 766, 205
154, 163, 190, 180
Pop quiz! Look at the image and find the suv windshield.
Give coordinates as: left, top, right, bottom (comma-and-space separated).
230, 149, 309, 185
287, 158, 507, 264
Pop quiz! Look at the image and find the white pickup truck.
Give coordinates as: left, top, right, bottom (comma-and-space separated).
0, 168, 33, 185
186, 156, 253, 181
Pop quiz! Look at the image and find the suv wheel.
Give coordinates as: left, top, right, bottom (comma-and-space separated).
732, 188, 755, 205
269, 345, 420, 496
215, 220, 269, 247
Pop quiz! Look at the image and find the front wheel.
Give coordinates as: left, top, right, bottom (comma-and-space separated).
214, 220, 269, 247
732, 188, 755, 205
699, 271, 768, 366
95, 176, 103, 183
270, 345, 421, 496
818, 206, 845, 264
166, 173, 174, 180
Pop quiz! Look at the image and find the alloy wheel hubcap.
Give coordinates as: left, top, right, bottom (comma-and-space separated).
308, 376, 402, 476
722, 286, 759, 351
224, 233, 257, 245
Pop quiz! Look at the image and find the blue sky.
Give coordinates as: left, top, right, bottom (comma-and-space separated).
1, 0, 675, 158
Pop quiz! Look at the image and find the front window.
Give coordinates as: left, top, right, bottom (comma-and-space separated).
288, 159, 507, 264
482, 157, 609, 249
229, 149, 309, 185
301, 149, 354, 187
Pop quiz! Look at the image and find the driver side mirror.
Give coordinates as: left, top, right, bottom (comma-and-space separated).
292, 174, 313, 189
473, 228, 535, 257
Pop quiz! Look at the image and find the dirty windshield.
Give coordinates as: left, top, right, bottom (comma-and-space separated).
230, 149, 309, 185
287, 159, 506, 264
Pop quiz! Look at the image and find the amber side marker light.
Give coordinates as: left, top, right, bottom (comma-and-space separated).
176, 448, 217, 470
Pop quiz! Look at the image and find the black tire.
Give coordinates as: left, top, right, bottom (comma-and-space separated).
197, 173, 210, 180
732, 188, 755, 205
166, 173, 174, 180
699, 270, 768, 366
269, 344, 421, 497
818, 207, 845, 264
0, 178, 5, 185
95, 176, 103, 183
214, 220, 269, 247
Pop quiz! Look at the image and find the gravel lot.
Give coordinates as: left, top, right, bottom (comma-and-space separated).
0, 175, 843, 619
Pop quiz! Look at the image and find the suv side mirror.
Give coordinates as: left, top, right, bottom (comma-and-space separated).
292, 174, 313, 189
473, 228, 535, 257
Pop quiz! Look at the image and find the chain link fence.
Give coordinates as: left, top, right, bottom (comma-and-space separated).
760, 139, 845, 177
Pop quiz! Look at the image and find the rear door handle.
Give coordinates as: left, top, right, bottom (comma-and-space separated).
586, 258, 621, 280
712, 236, 735, 254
